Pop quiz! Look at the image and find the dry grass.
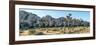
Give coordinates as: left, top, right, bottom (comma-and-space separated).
19, 27, 90, 36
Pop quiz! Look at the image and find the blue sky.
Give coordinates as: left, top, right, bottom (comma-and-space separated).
20, 8, 90, 22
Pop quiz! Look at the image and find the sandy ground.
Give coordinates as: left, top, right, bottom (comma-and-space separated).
19, 27, 90, 36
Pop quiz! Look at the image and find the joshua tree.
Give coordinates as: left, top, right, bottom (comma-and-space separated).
66, 13, 72, 30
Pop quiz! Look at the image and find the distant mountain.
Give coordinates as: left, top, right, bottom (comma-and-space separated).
19, 10, 90, 30
19, 10, 41, 29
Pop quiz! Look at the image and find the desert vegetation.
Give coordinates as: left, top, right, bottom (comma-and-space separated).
19, 10, 90, 36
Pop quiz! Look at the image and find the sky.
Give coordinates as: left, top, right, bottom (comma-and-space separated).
20, 8, 90, 22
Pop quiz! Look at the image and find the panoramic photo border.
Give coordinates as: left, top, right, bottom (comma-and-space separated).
15, 5, 93, 41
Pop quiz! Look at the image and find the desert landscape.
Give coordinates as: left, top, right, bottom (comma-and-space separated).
19, 9, 90, 36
